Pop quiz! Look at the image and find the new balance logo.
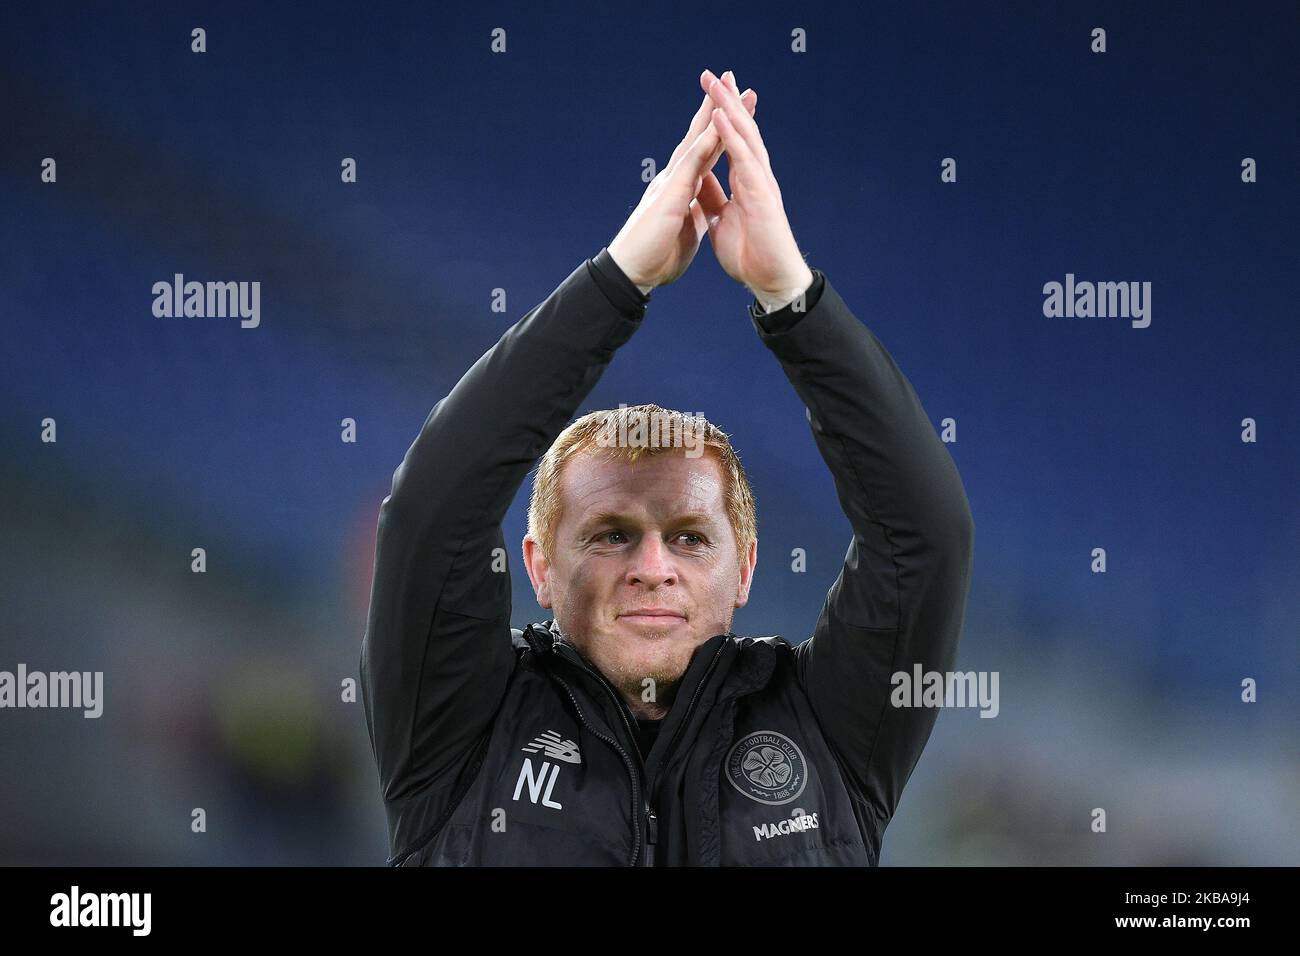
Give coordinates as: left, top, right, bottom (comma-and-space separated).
513, 731, 580, 812
521, 730, 580, 764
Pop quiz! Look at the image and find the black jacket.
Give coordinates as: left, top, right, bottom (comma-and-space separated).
359, 248, 974, 865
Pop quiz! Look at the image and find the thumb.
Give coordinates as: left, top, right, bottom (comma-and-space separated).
696, 170, 727, 225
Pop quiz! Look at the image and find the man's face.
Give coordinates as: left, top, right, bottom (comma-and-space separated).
523, 448, 756, 712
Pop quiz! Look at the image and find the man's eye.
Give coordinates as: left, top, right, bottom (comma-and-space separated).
599, 531, 628, 544
677, 533, 704, 546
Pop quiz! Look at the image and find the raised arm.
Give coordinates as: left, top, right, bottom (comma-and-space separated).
359, 250, 648, 808
360, 74, 758, 838
756, 275, 974, 845
700, 71, 975, 845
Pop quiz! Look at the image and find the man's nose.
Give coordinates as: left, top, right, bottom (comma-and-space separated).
627, 536, 678, 588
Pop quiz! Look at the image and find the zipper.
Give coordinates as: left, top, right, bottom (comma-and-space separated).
546, 663, 645, 866
551, 641, 656, 865
649, 639, 726, 826
552, 633, 729, 867
646, 807, 658, 867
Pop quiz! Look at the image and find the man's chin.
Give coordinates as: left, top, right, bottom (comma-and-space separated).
614, 620, 696, 664
604, 630, 694, 683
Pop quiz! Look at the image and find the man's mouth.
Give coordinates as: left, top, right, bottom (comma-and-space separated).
618, 609, 687, 627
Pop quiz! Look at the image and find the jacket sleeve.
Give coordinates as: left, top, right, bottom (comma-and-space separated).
752, 271, 975, 839
359, 248, 649, 812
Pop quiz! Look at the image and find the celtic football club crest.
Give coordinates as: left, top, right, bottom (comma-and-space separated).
725, 731, 807, 804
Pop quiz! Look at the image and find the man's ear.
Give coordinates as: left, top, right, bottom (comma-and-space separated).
522, 534, 553, 609
734, 537, 758, 609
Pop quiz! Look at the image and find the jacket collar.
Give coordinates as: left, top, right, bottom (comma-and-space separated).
726, 635, 779, 698
521, 619, 775, 699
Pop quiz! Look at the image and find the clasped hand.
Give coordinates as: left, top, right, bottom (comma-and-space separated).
607, 69, 814, 313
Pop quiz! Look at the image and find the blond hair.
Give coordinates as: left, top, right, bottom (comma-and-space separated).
527, 404, 757, 560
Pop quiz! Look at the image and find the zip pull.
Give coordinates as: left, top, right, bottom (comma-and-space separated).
644, 806, 659, 867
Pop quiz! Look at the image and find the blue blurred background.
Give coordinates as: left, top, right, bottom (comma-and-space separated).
1, 0, 1296, 865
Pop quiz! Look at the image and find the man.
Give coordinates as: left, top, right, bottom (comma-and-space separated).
360, 69, 974, 865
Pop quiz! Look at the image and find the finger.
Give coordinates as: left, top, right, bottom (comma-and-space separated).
700, 69, 751, 148
704, 71, 773, 178
663, 91, 716, 179
709, 106, 766, 196
666, 119, 724, 202
701, 69, 754, 143
722, 72, 757, 128
709, 73, 771, 176
702, 89, 755, 172
663, 84, 754, 183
